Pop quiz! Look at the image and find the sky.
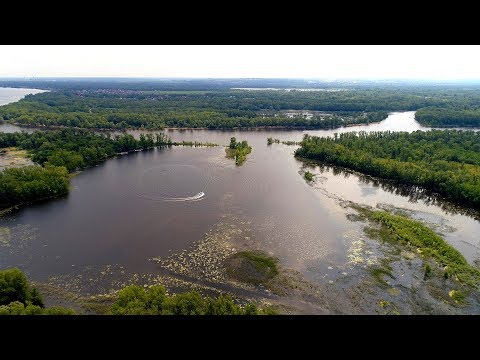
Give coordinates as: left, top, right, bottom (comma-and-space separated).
1, 45, 480, 80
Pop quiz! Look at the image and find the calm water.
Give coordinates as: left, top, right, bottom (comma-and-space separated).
0, 87, 46, 106
1, 89, 480, 304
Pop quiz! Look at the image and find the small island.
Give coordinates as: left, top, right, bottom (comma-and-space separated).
225, 137, 252, 166
303, 171, 314, 182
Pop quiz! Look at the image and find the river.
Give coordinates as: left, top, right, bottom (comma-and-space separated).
1, 88, 479, 314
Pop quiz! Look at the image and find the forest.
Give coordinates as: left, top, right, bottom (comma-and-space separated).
3, 79, 480, 129
295, 130, 480, 207
415, 107, 480, 127
0, 90, 390, 129
0, 165, 70, 208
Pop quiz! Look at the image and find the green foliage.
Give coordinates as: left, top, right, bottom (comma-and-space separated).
0, 165, 69, 208
295, 130, 480, 207
29, 287, 44, 307
304, 171, 314, 182
226, 251, 279, 285
370, 267, 394, 286
239, 251, 279, 276
229, 137, 237, 149
0, 268, 31, 305
225, 138, 252, 166
424, 263, 432, 279
449, 290, 466, 304
267, 138, 281, 145
0, 301, 75, 315
362, 209, 480, 288
0, 268, 75, 315
0, 129, 176, 209
7, 80, 480, 129
416, 107, 480, 127
109, 285, 274, 315
46, 149, 85, 172
0, 268, 44, 307
0, 89, 391, 130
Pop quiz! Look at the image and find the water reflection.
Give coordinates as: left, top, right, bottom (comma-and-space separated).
1, 95, 480, 297
315, 162, 480, 220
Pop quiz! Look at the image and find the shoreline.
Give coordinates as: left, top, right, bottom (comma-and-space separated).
3, 120, 384, 133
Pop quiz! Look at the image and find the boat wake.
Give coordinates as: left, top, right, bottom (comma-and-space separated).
163, 191, 205, 202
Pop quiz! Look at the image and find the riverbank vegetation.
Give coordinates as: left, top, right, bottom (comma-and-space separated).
0, 165, 70, 208
226, 137, 252, 166
0, 129, 217, 209
416, 107, 480, 127
110, 284, 275, 315
0, 268, 274, 315
295, 130, 480, 207
354, 207, 480, 288
267, 137, 301, 146
0, 268, 74, 315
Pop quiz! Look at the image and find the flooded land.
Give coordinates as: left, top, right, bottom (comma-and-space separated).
1, 88, 480, 314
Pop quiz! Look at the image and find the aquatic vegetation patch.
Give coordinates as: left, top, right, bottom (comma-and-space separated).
378, 300, 400, 315
370, 266, 394, 287
356, 206, 480, 288
226, 251, 279, 285
448, 290, 466, 305
0, 227, 11, 246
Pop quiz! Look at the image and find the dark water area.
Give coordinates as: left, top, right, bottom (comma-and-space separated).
1, 88, 480, 313
1, 112, 479, 278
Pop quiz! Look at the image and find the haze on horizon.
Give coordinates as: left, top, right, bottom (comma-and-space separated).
1, 45, 480, 80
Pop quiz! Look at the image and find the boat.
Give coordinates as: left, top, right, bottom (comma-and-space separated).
192, 191, 205, 199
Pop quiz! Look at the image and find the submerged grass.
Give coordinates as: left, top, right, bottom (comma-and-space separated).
370, 267, 394, 287
226, 251, 279, 285
449, 290, 467, 305
358, 207, 480, 288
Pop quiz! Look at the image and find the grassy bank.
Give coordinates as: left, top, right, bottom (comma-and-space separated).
356, 206, 480, 288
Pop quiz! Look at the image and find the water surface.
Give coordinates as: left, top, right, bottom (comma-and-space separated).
1, 90, 479, 312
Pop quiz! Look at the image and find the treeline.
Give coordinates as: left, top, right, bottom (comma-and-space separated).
416, 107, 480, 127
0, 268, 274, 315
5, 81, 480, 128
3, 78, 469, 92
295, 130, 480, 207
0, 129, 175, 208
0, 166, 69, 208
0, 90, 395, 130
0, 129, 172, 172
0, 268, 74, 315
110, 284, 274, 315
5, 86, 480, 129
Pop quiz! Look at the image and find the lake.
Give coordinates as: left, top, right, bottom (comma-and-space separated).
1, 88, 479, 313
0, 87, 46, 106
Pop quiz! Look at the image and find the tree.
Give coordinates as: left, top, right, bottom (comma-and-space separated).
0, 268, 30, 305
229, 137, 237, 149
0, 268, 44, 307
